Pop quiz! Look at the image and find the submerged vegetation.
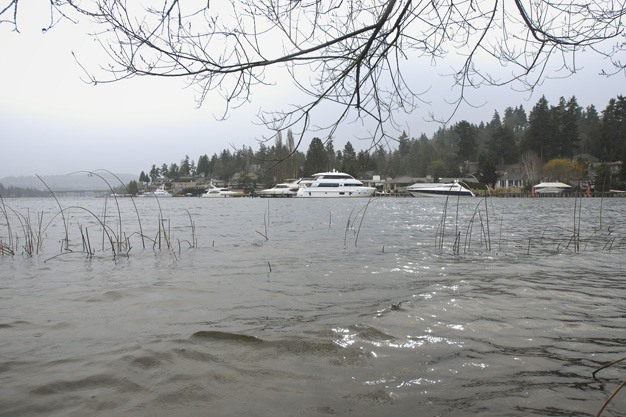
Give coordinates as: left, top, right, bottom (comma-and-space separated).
0, 173, 196, 261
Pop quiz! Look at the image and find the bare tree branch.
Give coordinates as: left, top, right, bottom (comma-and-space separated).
2, 0, 625, 148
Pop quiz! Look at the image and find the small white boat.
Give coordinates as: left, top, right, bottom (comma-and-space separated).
257, 183, 299, 197
146, 185, 172, 197
201, 185, 243, 198
295, 170, 375, 198
406, 181, 475, 197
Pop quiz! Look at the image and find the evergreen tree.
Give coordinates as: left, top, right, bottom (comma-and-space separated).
149, 165, 159, 183
600, 96, 626, 162
303, 137, 327, 175
561, 96, 581, 157
453, 120, 477, 162
160, 163, 169, 179
179, 155, 191, 177
168, 163, 180, 179
579, 105, 602, 157
127, 180, 139, 195
325, 139, 336, 171
522, 95, 556, 160
196, 154, 210, 177
488, 125, 517, 165
478, 152, 498, 187
341, 142, 358, 175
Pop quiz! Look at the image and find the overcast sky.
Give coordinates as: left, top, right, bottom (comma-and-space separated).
0, 4, 622, 179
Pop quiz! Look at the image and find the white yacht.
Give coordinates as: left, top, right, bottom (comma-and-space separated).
257, 183, 299, 197
201, 185, 244, 198
146, 185, 172, 197
406, 181, 475, 197
295, 171, 375, 198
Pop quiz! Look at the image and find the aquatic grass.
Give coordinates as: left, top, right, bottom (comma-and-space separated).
593, 356, 626, 417
0, 198, 46, 256
354, 196, 375, 247
255, 202, 269, 241
438, 186, 624, 256
0, 194, 14, 255
344, 206, 356, 246
71, 170, 146, 252
435, 183, 493, 253
0, 192, 198, 261
36, 174, 69, 250
341, 197, 374, 247
93, 169, 146, 249
43, 205, 121, 262
177, 209, 197, 249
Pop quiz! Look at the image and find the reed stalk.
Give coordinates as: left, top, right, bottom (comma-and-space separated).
255, 205, 270, 241
592, 356, 626, 417
36, 174, 69, 250
93, 169, 145, 249
344, 206, 356, 246
184, 209, 196, 247
483, 189, 491, 251
0, 194, 14, 254
354, 196, 374, 247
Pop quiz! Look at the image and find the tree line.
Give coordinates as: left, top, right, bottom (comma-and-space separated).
139, 95, 626, 191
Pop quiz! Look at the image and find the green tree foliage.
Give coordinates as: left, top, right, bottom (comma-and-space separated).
478, 153, 498, 187
127, 180, 139, 195
488, 125, 517, 165
140, 95, 623, 189
522, 96, 556, 160
579, 105, 602, 157
303, 137, 327, 176
543, 158, 585, 182
560, 97, 581, 157
160, 164, 169, 179
454, 121, 477, 162
179, 155, 191, 177
599, 96, 626, 163
428, 159, 448, 181
324, 140, 336, 171
503, 106, 528, 134
593, 163, 613, 192
168, 163, 180, 180
340, 142, 358, 176
196, 155, 210, 178
148, 165, 159, 183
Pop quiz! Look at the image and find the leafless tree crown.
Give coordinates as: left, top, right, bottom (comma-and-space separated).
3, 1, 625, 144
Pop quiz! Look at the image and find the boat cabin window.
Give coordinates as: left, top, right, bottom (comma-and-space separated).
319, 175, 353, 180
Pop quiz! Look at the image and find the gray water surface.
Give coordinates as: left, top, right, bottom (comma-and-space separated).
1, 196, 625, 416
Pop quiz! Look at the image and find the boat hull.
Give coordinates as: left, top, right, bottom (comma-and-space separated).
406, 183, 475, 197
296, 187, 375, 197
408, 190, 474, 197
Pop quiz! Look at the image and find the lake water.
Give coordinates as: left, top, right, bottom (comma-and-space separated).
1, 196, 625, 416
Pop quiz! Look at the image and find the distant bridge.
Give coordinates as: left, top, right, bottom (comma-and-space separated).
49, 190, 109, 197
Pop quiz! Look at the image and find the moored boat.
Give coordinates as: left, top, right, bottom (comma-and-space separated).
295, 170, 375, 197
145, 185, 172, 197
201, 185, 244, 198
257, 183, 299, 197
406, 181, 475, 197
